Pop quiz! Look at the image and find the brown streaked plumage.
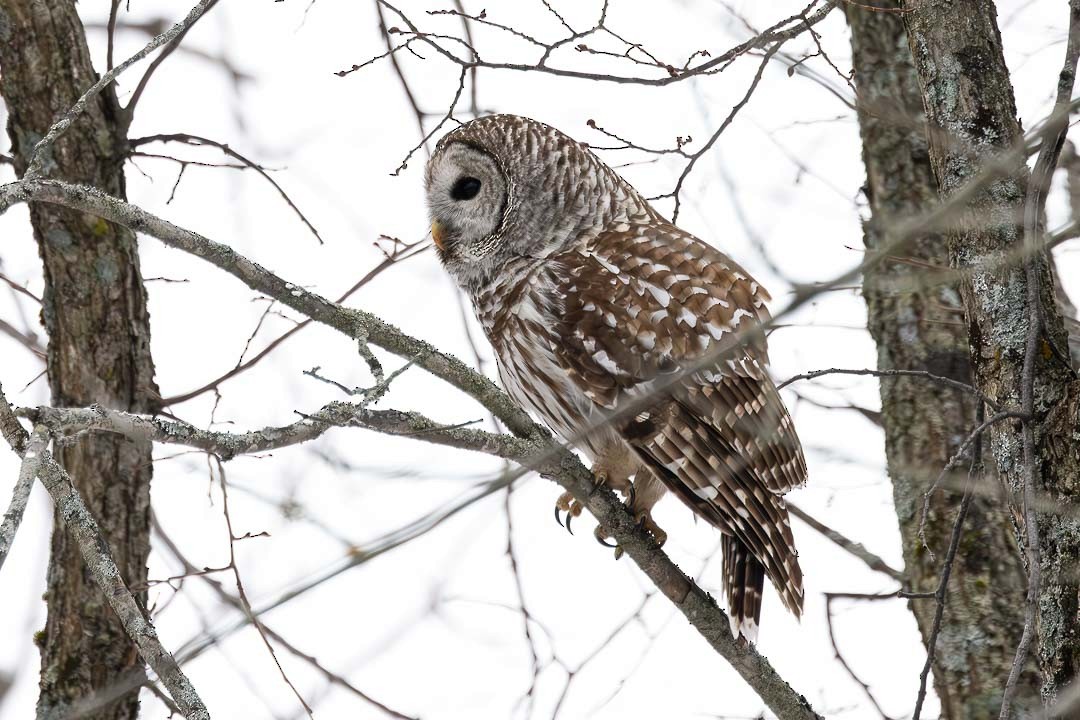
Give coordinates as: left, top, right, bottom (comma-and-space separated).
424, 114, 807, 640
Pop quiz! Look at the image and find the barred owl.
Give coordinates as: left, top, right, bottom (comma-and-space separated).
424, 114, 806, 640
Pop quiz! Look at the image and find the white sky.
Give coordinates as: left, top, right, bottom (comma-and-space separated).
0, 1, 1075, 718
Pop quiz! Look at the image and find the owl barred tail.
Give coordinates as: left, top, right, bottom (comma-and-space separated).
723, 534, 765, 643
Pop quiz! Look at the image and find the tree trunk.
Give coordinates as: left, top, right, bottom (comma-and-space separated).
901, 0, 1080, 704
846, 5, 1037, 716
0, 2, 159, 718
1055, 142, 1080, 368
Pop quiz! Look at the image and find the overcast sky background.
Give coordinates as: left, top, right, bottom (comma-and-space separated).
0, 1, 1076, 718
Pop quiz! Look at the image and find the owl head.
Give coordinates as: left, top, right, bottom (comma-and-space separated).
424, 114, 645, 289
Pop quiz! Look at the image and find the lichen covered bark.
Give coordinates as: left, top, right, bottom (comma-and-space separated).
847, 6, 1036, 716
0, 1, 159, 718
901, 0, 1080, 704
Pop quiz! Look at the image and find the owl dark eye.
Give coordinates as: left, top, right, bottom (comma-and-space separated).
450, 176, 482, 201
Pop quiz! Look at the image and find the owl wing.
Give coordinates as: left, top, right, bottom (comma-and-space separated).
545, 222, 806, 629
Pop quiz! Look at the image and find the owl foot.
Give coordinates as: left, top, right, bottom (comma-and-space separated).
592, 510, 667, 560
555, 463, 636, 536
636, 510, 668, 547
554, 491, 584, 535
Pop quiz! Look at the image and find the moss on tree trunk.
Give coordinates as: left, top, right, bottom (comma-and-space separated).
846, 6, 1039, 717
899, 0, 1080, 706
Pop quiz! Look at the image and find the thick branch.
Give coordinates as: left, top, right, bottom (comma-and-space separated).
0, 389, 208, 719
20, 400, 819, 718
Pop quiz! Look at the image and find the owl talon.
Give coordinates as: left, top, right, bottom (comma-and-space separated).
555, 491, 583, 535
594, 524, 616, 547
594, 524, 626, 559
636, 511, 668, 547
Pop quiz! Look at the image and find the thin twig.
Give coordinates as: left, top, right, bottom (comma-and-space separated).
212, 456, 315, 718
161, 239, 425, 405
106, 0, 122, 71
788, 502, 904, 581
825, 594, 897, 719
917, 410, 1027, 555
912, 404, 984, 720
152, 517, 417, 719
375, 0, 838, 87
130, 133, 323, 243
669, 39, 784, 221
375, 0, 430, 150
125, 0, 221, 117
778, 367, 998, 409
24, 0, 218, 178
504, 481, 541, 719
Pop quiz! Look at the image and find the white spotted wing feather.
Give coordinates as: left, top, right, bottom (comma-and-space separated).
547, 223, 807, 634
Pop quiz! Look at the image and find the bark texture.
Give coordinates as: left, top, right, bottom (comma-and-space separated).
0, 2, 159, 718
901, 0, 1080, 704
846, 5, 1036, 717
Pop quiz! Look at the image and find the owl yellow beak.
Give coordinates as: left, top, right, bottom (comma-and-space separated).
431, 220, 446, 252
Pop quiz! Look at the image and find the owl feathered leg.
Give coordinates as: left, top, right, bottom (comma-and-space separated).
551, 458, 669, 553
593, 464, 669, 557
628, 466, 668, 545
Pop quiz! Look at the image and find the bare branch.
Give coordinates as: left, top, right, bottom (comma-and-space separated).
824, 593, 897, 719
917, 410, 1027, 554
24, 0, 218, 178
163, 238, 424, 405
787, 502, 904, 581
0, 387, 208, 719
0, 425, 47, 573
669, 37, 784, 221
130, 133, 323, 243
0, 317, 45, 359
106, 0, 122, 71
375, 0, 430, 150
372, 0, 839, 87
913, 405, 984, 720
212, 457, 315, 718
0, 270, 43, 305
778, 367, 997, 408
125, 0, 221, 117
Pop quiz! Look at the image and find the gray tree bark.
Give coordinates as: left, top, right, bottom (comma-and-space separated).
0, 2, 159, 718
901, 0, 1080, 704
846, 5, 1037, 717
